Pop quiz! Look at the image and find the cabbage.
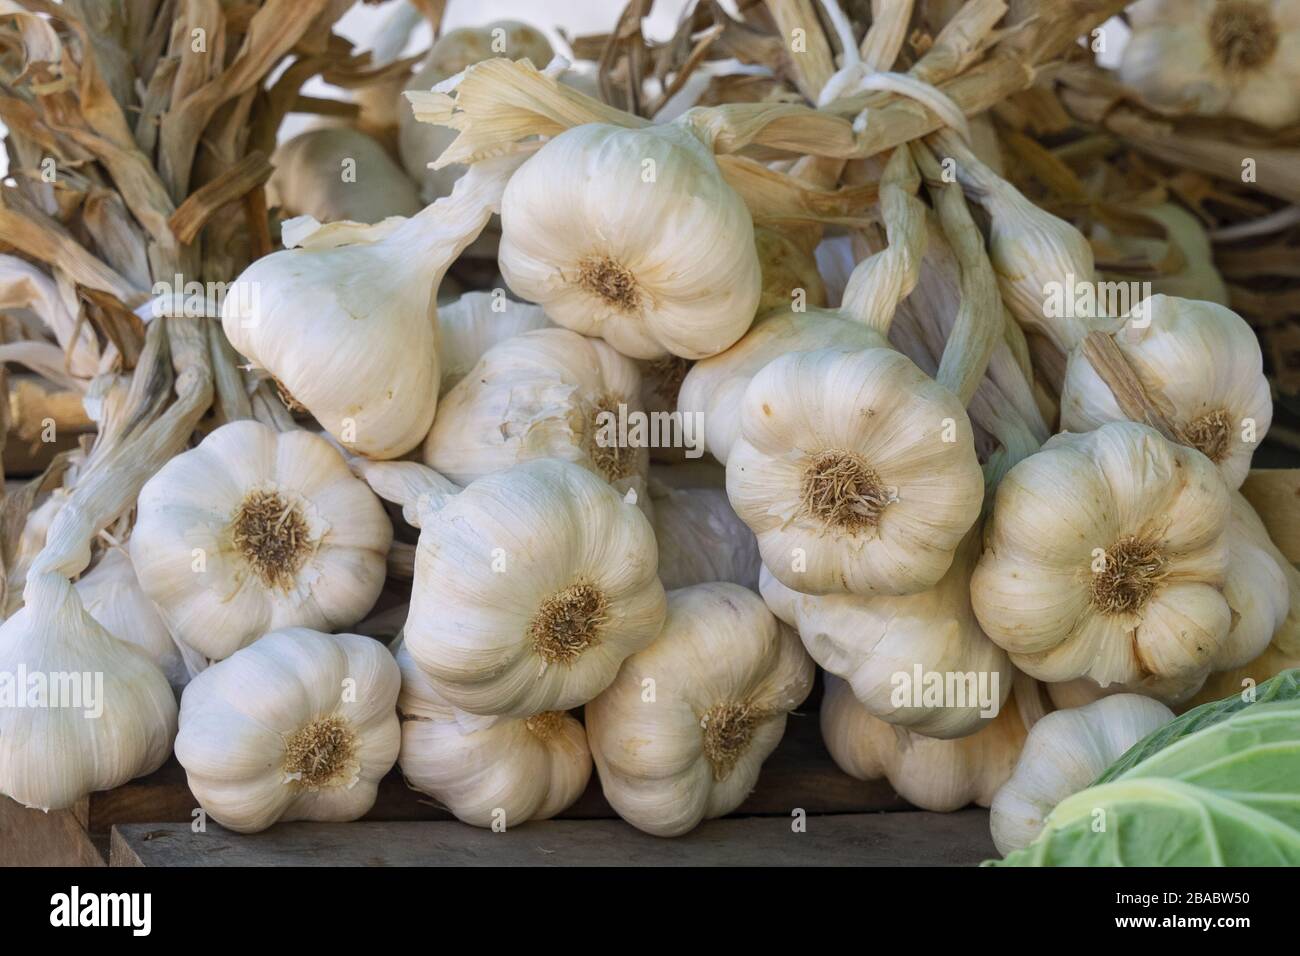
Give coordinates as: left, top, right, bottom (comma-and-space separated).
989, 669, 1300, 866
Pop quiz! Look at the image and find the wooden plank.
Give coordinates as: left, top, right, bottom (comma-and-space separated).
89, 710, 905, 836
0, 796, 104, 867
111, 810, 996, 867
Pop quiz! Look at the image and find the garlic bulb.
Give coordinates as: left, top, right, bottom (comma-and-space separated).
1060, 295, 1271, 489
399, 22, 553, 202
1093, 203, 1228, 305
677, 311, 886, 465
269, 126, 421, 223
405, 459, 666, 718
223, 154, 523, 459
650, 474, 760, 591
175, 628, 400, 834
821, 674, 1035, 811
760, 528, 1012, 739
76, 548, 198, 690
1120, 0, 1300, 129
130, 420, 392, 661
972, 421, 1232, 688
989, 694, 1174, 854
498, 122, 762, 360
395, 644, 591, 828
1217, 490, 1291, 670
423, 327, 650, 504
728, 347, 984, 597
435, 290, 550, 394
586, 582, 813, 836
0, 573, 177, 810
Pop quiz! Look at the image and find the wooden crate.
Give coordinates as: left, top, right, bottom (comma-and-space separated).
4, 710, 999, 867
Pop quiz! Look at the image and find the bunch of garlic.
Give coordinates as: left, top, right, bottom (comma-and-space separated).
130, 420, 392, 661
586, 583, 813, 836
175, 628, 400, 834
498, 122, 763, 360
395, 644, 591, 828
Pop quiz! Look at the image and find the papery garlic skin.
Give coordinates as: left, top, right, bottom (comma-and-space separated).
989, 694, 1174, 855
677, 311, 887, 464
130, 421, 391, 661
498, 122, 762, 360
405, 459, 666, 718
972, 422, 1232, 688
820, 674, 1031, 811
424, 327, 650, 503
760, 529, 1012, 739
650, 476, 760, 591
586, 582, 813, 837
728, 347, 983, 597
395, 645, 590, 827
175, 628, 400, 834
1120, 0, 1300, 129
436, 291, 550, 394
269, 126, 421, 223
1060, 295, 1271, 489
0, 574, 177, 811
76, 548, 198, 690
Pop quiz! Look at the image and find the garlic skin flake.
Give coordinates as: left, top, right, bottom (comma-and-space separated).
1061, 295, 1271, 489
820, 674, 1033, 812
677, 310, 887, 465
728, 347, 984, 597
989, 694, 1174, 855
498, 122, 762, 360
423, 327, 650, 504
586, 583, 814, 837
175, 628, 400, 834
760, 528, 1012, 739
405, 459, 666, 718
396, 645, 590, 828
435, 291, 550, 395
0, 573, 177, 811
130, 421, 392, 661
972, 421, 1232, 689
1120, 0, 1300, 129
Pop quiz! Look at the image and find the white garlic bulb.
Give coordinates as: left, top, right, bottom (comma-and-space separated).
395, 644, 591, 828
0, 573, 176, 810
820, 674, 1036, 812
423, 327, 650, 504
405, 458, 666, 718
586, 583, 814, 836
728, 347, 984, 597
760, 528, 1012, 739
130, 421, 392, 661
76, 548, 198, 690
1120, 0, 1300, 129
1217, 490, 1291, 670
175, 628, 400, 834
989, 694, 1174, 854
677, 310, 887, 465
498, 122, 762, 360
399, 22, 553, 203
972, 421, 1232, 688
1060, 294, 1271, 490
435, 291, 550, 394
269, 126, 421, 223
650, 475, 760, 592
223, 154, 522, 459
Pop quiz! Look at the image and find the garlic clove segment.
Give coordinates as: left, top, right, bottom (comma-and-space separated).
820, 674, 1034, 811
972, 421, 1232, 689
586, 582, 814, 837
0, 573, 177, 811
988, 693, 1174, 855
223, 154, 524, 459
498, 122, 762, 360
395, 644, 591, 827
728, 347, 984, 597
175, 628, 400, 834
405, 458, 666, 718
1061, 294, 1272, 490
130, 420, 392, 661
